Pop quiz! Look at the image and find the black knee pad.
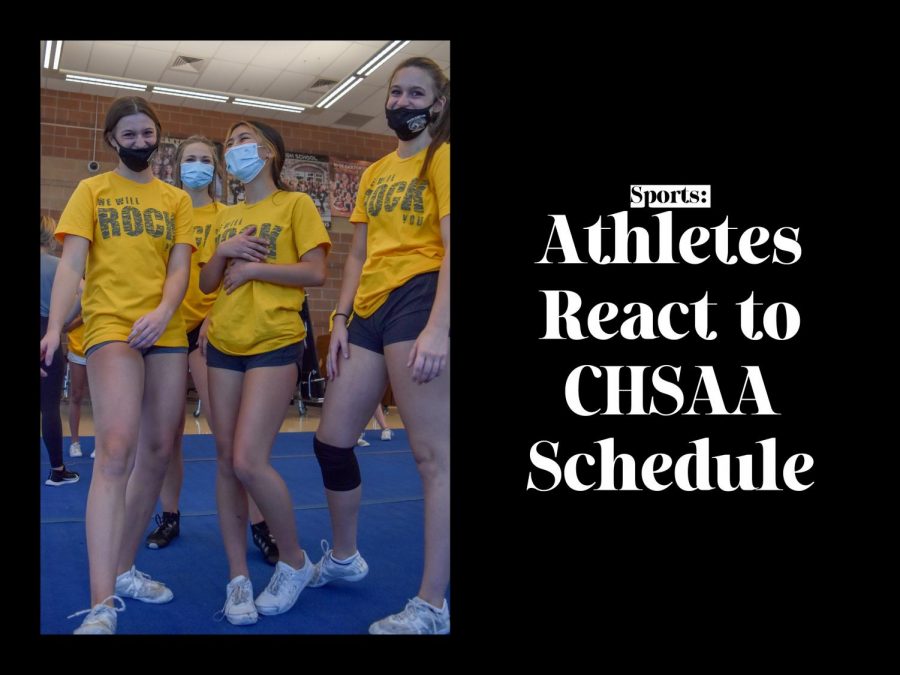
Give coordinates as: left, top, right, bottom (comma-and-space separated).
313, 436, 361, 491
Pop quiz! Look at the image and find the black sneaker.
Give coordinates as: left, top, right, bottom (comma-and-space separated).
251, 521, 280, 565
45, 467, 80, 486
146, 511, 180, 549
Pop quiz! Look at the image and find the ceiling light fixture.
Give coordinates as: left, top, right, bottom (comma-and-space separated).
316, 76, 359, 108
232, 98, 305, 113
43, 41, 63, 70
65, 74, 146, 91
316, 40, 409, 110
153, 86, 229, 102
323, 78, 364, 109
357, 40, 410, 77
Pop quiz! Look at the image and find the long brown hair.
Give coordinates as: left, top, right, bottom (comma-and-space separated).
103, 96, 162, 149
387, 57, 450, 179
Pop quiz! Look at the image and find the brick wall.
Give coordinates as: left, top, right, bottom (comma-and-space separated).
41, 89, 396, 331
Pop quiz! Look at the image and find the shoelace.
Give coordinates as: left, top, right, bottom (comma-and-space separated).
153, 513, 177, 534
125, 566, 155, 593
402, 599, 440, 632
67, 595, 126, 620
267, 568, 290, 595
214, 580, 252, 622
319, 539, 332, 558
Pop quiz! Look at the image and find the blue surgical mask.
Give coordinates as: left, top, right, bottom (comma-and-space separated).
225, 143, 266, 184
180, 162, 214, 190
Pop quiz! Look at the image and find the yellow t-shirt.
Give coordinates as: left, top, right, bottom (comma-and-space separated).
67, 323, 86, 357
200, 191, 331, 356
56, 172, 195, 351
350, 142, 450, 317
181, 201, 224, 333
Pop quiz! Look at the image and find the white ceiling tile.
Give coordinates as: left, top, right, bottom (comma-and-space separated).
87, 43, 135, 77
124, 46, 172, 82
346, 84, 388, 116
194, 59, 244, 91
59, 41, 91, 72
250, 41, 311, 69
215, 41, 268, 63
175, 41, 223, 59
425, 42, 451, 62
320, 43, 374, 80
135, 41, 181, 51
231, 65, 281, 97
285, 41, 352, 75
408, 41, 444, 54
262, 71, 317, 102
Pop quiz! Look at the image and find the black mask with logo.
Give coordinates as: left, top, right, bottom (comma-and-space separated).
116, 143, 159, 172
385, 104, 436, 141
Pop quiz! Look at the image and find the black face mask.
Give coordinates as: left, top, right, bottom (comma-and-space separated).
116, 143, 158, 172
385, 105, 434, 141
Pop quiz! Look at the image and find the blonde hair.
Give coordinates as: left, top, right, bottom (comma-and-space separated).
174, 135, 223, 199
40, 215, 58, 250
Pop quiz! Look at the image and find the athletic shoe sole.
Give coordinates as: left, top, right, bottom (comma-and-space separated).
45, 476, 80, 486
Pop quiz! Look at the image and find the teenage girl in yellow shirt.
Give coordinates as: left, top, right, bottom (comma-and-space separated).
199, 120, 330, 625
41, 96, 194, 634
310, 57, 451, 634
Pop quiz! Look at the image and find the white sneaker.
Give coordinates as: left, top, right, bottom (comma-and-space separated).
254, 554, 313, 615
308, 539, 369, 588
115, 565, 174, 604
69, 595, 126, 635
69, 441, 82, 457
369, 597, 450, 635
380, 429, 393, 441
357, 434, 370, 447
215, 575, 258, 626
90, 449, 96, 458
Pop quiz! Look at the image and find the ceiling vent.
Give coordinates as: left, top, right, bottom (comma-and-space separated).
308, 78, 338, 92
169, 55, 206, 74
334, 113, 374, 128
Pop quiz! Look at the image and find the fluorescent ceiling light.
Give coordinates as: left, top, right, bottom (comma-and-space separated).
358, 40, 409, 76
323, 77, 364, 109
316, 39, 409, 109
232, 98, 304, 113
43, 41, 63, 70
356, 41, 402, 76
316, 76, 358, 108
153, 86, 228, 102
65, 74, 146, 91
